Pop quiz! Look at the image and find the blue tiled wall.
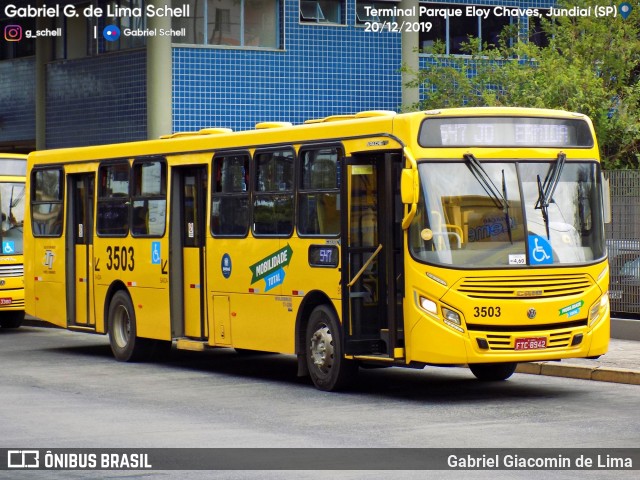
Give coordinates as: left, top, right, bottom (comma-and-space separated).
0, 57, 35, 146
46, 50, 147, 149
172, 0, 402, 133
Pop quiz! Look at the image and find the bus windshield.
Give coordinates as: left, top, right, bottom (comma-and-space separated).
409, 160, 606, 268
0, 182, 26, 254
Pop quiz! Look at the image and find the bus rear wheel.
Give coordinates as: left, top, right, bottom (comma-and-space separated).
108, 290, 152, 362
469, 362, 517, 381
305, 305, 357, 391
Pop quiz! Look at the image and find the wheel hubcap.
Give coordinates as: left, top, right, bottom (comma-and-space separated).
113, 305, 131, 348
310, 323, 334, 375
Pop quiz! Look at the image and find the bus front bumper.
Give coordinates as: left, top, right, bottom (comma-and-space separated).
407, 309, 610, 366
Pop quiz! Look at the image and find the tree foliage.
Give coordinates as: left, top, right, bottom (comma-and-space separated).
403, 0, 640, 169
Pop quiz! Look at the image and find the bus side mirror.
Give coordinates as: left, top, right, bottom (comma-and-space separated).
602, 173, 611, 224
401, 168, 417, 205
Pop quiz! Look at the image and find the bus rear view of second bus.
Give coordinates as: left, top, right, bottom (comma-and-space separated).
0, 154, 27, 329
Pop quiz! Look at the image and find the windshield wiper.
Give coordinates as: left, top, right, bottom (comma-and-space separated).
535, 152, 567, 239
463, 153, 512, 244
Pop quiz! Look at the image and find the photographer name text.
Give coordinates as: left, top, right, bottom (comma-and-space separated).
4, 3, 189, 19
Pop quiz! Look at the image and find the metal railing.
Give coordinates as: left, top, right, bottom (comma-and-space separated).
605, 170, 640, 318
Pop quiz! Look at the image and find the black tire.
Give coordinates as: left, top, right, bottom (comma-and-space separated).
107, 290, 153, 362
469, 362, 517, 381
305, 305, 357, 391
0, 312, 24, 329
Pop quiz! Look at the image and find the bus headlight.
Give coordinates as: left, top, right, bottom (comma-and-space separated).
589, 291, 609, 326
442, 307, 464, 333
418, 296, 438, 315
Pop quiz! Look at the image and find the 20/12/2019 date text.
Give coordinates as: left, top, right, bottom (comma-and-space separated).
364, 21, 432, 33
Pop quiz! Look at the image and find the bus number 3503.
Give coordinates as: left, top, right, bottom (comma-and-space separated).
473, 306, 501, 318
106, 246, 135, 271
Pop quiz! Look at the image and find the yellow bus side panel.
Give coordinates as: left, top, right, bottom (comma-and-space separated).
227, 293, 296, 353
129, 287, 172, 341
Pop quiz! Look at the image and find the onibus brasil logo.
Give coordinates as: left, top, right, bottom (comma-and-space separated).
249, 245, 293, 292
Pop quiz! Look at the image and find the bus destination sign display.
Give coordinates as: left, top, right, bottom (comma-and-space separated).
419, 117, 594, 148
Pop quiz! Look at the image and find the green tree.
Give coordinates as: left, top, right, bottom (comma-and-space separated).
403, 0, 640, 169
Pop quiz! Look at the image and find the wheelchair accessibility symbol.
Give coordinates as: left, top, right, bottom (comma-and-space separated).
151, 242, 161, 265
528, 235, 553, 265
2, 241, 15, 254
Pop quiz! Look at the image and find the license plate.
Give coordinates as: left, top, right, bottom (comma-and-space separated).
0, 298, 12, 305
514, 337, 546, 350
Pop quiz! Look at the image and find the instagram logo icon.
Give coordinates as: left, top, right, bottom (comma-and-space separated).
4, 25, 22, 42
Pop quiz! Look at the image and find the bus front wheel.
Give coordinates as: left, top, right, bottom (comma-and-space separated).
469, 362, 517, 381
0, 312, 24, 329
305, 305, 357, 391
108, 291, 152, 362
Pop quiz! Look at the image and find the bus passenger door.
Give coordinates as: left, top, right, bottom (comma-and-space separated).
169, 166, 207, 340
342, 152, 404, 358
66, 174, 95, 327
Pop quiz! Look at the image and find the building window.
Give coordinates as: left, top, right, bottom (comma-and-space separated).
297, 146, 341, 236
211, 152, 250, 237
253, 148, 294, 236
131, 159, 166, 237
419, 3, 515, 54
529, 10, 550, 48
31, 169, 64, 237
173, 0, 281, 49
51, 1, 146, 59
300, 0, 344, 24
97, 162, 130, 237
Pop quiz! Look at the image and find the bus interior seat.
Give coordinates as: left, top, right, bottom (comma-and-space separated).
317, 194, 339, 234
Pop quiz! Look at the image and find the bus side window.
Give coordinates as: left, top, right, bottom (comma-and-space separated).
211, 153, 250, 237
97, 162, 130, 236
31, 168, 64, 237
132, 159, 167, 237
298, 147, 341, 236
253, 149, 294, 236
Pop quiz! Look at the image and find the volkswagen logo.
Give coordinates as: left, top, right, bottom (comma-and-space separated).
527, 308, 537, 319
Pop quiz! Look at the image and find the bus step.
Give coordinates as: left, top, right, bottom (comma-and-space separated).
346, 339, 386, 355
176, 338, 207, 352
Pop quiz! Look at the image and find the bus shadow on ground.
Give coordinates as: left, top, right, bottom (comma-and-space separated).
159, 347, 577, 403
28, 329, 579, 404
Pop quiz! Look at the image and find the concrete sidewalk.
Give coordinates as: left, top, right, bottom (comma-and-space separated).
516, 318, 640, 385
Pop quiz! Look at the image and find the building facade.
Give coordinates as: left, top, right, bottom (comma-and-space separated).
1, 0, 547, 151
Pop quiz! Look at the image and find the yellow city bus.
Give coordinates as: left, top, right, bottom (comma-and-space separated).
24, 108, 610, 390
0, 154, 27, 329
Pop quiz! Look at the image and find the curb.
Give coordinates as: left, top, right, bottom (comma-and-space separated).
516, 362, 640, 386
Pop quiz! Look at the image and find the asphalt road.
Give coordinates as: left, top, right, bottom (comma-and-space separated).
1, 325, 638, 480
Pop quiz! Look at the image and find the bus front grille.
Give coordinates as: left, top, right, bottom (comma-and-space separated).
455, 274, 592, 300
484, 330, 576, 350
0, 264, 23, 277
